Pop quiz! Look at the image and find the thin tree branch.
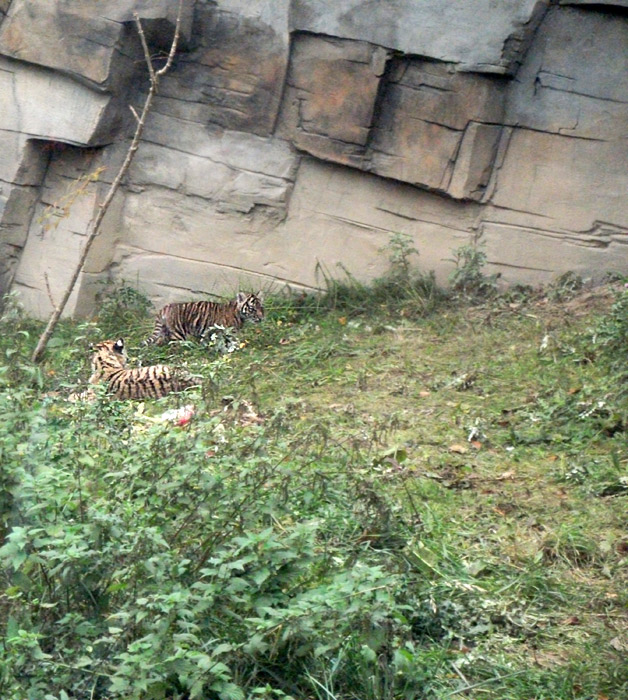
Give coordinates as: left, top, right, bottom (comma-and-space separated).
129, 105, 141, 124
31, 0, 184, 363
134, 10, 157, 83
156, 3, 183, 77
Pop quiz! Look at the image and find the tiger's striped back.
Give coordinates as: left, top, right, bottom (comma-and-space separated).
143, 291, 264, 346
70, 338, 195, 401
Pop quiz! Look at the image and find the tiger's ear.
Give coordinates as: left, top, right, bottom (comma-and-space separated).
256, 290, 264, 301
114, 338, 125, 352
236, 291, 247, 304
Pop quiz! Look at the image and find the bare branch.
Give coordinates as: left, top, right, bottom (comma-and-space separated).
156, 0, 183, 77
133, 11, 156, 83
129, 105, 140, 124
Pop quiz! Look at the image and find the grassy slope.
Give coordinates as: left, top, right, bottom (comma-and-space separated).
218, 292, 628, 697
1, 284, 627, 699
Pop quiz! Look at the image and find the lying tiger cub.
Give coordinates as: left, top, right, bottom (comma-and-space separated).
143, 291, 264, 346
69, 338, 196, 401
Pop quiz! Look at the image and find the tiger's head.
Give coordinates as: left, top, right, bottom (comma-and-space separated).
236, 291, 264, 324
91, 338, 128, 371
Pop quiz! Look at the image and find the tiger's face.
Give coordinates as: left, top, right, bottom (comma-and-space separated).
236, 292, 264, 324
91, 338, 128, 371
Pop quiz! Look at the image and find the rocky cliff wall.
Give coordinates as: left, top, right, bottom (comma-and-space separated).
0, 0, 626, 317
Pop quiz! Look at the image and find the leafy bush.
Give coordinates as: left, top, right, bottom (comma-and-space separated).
449, 242, 499, 301
0, 385, 448, 699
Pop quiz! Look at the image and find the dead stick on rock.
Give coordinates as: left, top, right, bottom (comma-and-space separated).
31, 1, 183, 363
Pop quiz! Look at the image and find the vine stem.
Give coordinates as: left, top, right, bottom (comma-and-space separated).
31, 1, 183, 363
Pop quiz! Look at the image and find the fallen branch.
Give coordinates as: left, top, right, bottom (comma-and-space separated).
31, 1, 183, 362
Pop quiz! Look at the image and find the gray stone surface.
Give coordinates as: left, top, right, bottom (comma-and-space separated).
0, 0, 193, 89
291, 0, 549, 74
158, 0, 289, 136
367, 59, 507, 197
0, 0, 627, 317
504, 6, 628, 140
0, 56, 112, 146
561, 1, 628, 6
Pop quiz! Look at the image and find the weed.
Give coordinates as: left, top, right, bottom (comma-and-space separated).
449, 240, 499, 301
594, 279, 628, 368
313, 233, 446, 319
547, 271, 584, 302
558, 452, 628, 497
541, 524, 600, 566
380, 231, 419, 283
94, 282, 153, 338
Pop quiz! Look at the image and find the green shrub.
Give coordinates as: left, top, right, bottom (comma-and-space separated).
449, 242, 499, 301
0, 391, 443, 699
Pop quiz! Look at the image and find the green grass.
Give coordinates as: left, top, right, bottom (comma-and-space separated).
0, 282, 627, 700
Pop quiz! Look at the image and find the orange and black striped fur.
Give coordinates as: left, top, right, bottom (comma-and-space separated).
70, 338, 195, 401
143, 291, 264, 346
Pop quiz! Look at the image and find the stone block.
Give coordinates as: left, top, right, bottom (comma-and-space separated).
291, 0, 549, 74
384, 60, 507, 130
0, 56, 111, 146
285, 35, 386, 151
159, 0, 289, 137
129, 111, 296, 211
0, 131, 30, 184
0, 184, 41, 297
0, 0, 193, 89
367, 59, 506, 195
369, 114, 461, 191
0, 1, 122, 87
0, 183, 40, 246
8, 145, 117, 317
492, 128, 628, 232
481, 221, 628, 287
560, 1, 628, 6
143, 110, 296, 181
0, 244, 21, 300
110, 245, 273, 310
448, 123, 503, 201
11, 220, 86, 318
505, 6, 628, 140
278, 158, 476, 287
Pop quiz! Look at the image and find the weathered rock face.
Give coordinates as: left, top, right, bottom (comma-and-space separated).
0, 0, 627, 318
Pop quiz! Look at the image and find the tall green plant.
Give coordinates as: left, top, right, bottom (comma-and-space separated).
449, 241, 499, 300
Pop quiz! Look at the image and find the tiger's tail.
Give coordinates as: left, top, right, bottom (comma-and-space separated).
143, 317, 167, 346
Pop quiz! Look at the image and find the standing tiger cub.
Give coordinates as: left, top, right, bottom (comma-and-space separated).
69, 338, 195, 401
143, 291, 264, 347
